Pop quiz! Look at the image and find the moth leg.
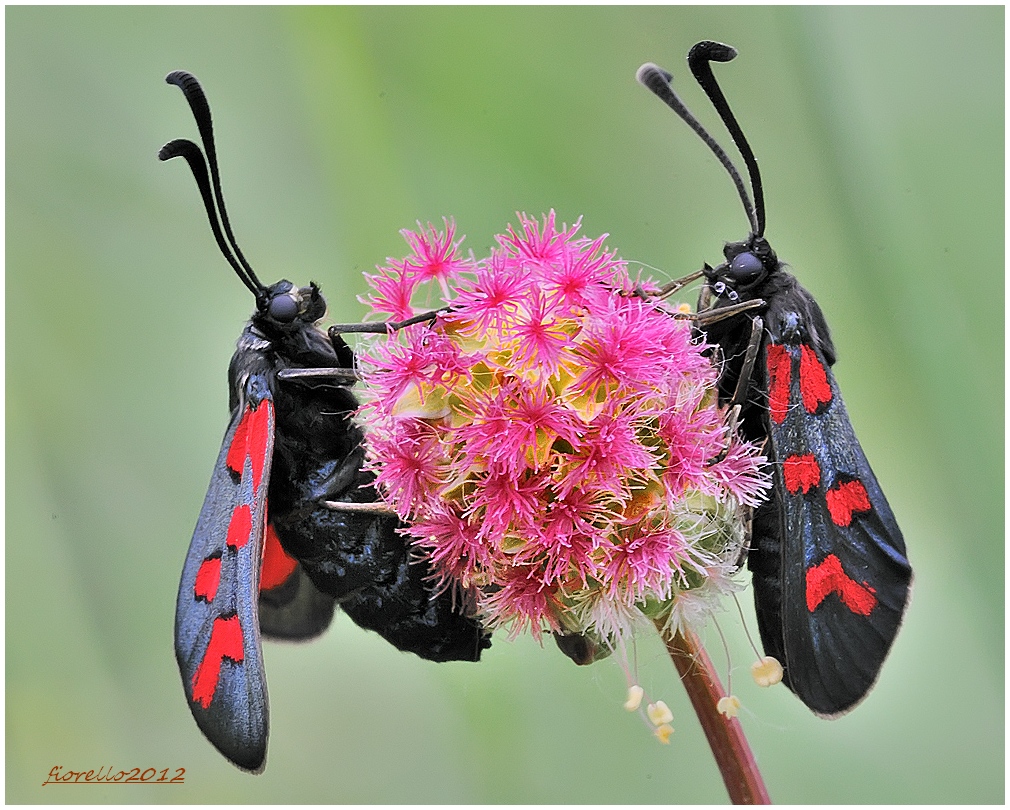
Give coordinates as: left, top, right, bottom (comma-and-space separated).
276, 366, 359, 383
698, 281, 713, 312
327, 329, 356, 367
680, 297, 765, 324
728, 314, 763, 411
631, 267, 705, 300
275, 329, 358, 385
708, 315, 763, 465
323, 499, 397, 516
327, 308, 443, 337
656, 267, 705, 297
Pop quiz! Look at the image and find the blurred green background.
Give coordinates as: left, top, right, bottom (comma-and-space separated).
7, 6, 1003, 804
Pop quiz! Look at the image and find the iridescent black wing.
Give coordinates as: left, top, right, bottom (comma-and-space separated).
750, 315, 912, 715
175, 388, 274, 772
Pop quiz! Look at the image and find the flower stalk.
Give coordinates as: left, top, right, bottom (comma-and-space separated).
655, 619, 770, 804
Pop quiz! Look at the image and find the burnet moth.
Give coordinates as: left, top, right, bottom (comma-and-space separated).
637, 42, 912, 716
161, 71, 489, 772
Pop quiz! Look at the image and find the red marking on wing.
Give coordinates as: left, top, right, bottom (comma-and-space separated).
226, 406, 252, 476
783, 453, 820, 494
226, 504, 253, 549
194, 556, 222, 602
225, 401, 272, 492
191, 614, 245, 708
806, 553, 877, 616
799, 344, 832, 414
825, 479, 871, 527
260, 522, 298, 592
765, 343, 791, 424
247, 401, 271, 492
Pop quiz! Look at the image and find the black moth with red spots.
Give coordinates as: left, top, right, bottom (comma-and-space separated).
639, 42, 911, 715
162, 71, 489, 773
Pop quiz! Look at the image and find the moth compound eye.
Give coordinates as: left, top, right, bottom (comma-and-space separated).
267, 294, 299, 323
728, 251, 765, 284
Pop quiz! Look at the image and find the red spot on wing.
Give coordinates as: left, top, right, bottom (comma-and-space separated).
246, 401, 272, 492
194, 555, 222, 602
806, 553, 877, 616
226, 406, 252, 476
825, 479, 871, 527
766, 343, 791, 424
225, 401, 273, 492
226, 504, 253, 549
260, 522, 298, 592
191, 614, 245, 709
799, 345, 832, 414
783, 453, 820, 494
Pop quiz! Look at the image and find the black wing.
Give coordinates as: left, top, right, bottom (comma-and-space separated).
175, 388, 274, 772
754, 334, 912, 716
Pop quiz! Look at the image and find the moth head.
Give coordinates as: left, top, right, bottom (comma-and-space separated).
259, 280, 327, 326
703, 235, 778, 300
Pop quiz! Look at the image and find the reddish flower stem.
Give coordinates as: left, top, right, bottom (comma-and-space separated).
654, 620, 771, 804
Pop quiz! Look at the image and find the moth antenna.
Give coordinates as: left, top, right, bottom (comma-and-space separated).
688, 41, 766, 238
158, 138, 261, 298
637, 61, 758, 237
162, 70, 267, 303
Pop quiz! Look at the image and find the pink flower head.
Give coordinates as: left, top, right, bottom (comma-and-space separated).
360, 219, 476, 321
364, 417, 446, 519
496, 210, 579, 263
448, 251, 528, 335
455, 380, 582, 478
401, 218, 472, 296
503, 289, 575, 377
356, 213, 770, 650
360, 259, 419, 323
361, 323, 470, 406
